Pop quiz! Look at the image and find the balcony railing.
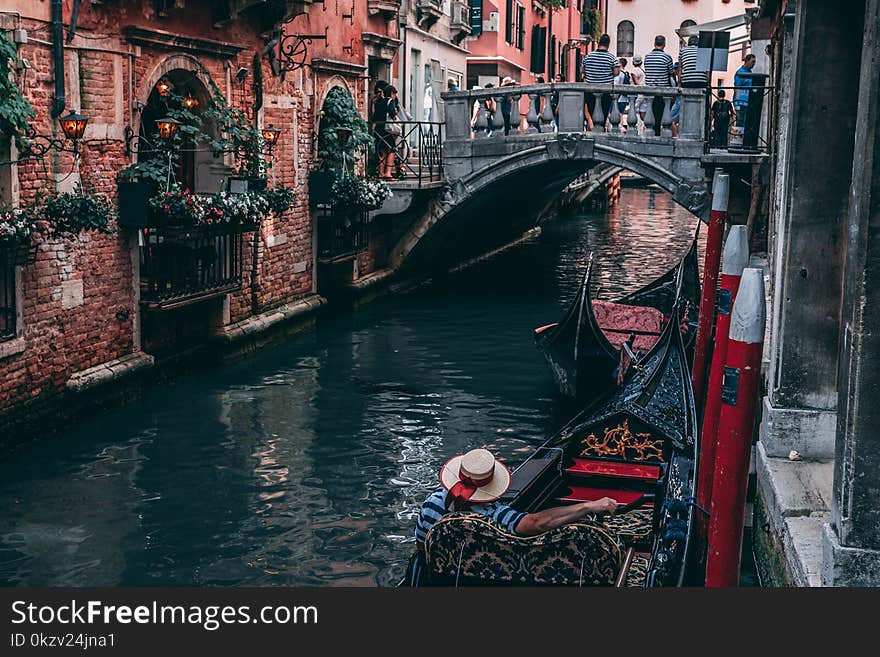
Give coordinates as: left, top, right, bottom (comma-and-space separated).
316, 206, 369, 263
367, 0, 401, 17
140, 228, 246, 309
704, 85, 773, 154
418, 0, 444, 28
451, 0, 471, 38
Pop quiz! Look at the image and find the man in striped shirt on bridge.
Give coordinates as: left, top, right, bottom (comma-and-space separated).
581, 33, 619, 129
643, 35, 675, 135
678, 35, 708, 88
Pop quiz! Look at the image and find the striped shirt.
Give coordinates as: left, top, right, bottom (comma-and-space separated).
678, 45, 707, 86
582, 49, 619, 84
414, 488, 527, 544
643, 49, 675, 86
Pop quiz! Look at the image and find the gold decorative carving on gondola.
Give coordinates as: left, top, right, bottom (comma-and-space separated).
580, 420, 664, 462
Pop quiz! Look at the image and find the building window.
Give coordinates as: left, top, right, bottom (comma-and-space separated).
505, 0, 514, 44
516, 4, 525, 50
0, 250, 16, 342
530, 26, 547, 73
617, 20, 635, 57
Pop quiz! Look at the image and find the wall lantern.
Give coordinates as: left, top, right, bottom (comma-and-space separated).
261, 124, 281, 152
155, 117, 181, 140
182, 95, 199, 110
18, 108, 90, 160
58, 109, 89, 141
156, 78, 173, 97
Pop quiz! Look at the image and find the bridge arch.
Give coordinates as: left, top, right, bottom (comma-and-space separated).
391, 134, 709, 272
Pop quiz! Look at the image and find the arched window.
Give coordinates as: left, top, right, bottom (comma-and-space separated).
617, 21, 634, 57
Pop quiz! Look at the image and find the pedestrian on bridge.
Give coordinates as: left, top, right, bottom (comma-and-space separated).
581, 33, 619, 130
644, 35, 675, 136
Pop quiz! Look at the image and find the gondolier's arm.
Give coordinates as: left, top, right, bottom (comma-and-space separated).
515, 497, 619, 536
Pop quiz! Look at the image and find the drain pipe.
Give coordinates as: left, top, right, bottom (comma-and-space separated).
51, 0, 65, 118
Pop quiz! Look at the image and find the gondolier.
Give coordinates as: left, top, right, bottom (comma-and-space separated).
414, 448, 619, 547
405, 272, 701, 588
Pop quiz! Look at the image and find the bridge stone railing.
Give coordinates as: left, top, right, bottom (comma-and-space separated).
443, 82, 706, 141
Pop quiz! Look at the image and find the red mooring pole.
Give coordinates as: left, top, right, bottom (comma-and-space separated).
705, 267, 765, 587
692, 170, 729, 407
697, 225, 749, 540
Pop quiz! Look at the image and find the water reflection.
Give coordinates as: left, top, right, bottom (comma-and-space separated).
0, 186, 700, 586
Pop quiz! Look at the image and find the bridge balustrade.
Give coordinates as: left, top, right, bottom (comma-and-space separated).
442, 83, 706, 143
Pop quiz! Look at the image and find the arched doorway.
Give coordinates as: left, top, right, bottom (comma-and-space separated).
137, 69, 227, 193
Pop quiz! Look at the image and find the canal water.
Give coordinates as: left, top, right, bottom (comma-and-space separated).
0, 186, 745, 587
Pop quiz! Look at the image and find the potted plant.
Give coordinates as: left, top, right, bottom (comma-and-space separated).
40, 185, 115, 239
117, 171, 159, 228
330, 175, 391, 212
311, 86, 374, 206
0, 204, 39, 265
148, 187, 207, 228
309, 169, 336, 206
263, 186, 295, 215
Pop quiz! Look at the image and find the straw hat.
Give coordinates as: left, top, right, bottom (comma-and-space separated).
500, 76, 517, 86
440, 448, 511, 503
633, 55, 643, 66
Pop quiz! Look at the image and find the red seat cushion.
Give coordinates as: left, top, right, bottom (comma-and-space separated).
593, 300, 665, 351
565, 458, 661, 482
558, 486, 649, 505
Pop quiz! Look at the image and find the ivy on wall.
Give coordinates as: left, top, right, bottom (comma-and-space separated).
316, 86, 373, 172
0, 31, 35, 150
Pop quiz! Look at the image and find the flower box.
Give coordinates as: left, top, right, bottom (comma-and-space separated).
309, 170, 336, 206
118, 180, 158, 228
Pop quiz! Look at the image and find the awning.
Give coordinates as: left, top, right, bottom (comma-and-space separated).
676, 13, 751, 48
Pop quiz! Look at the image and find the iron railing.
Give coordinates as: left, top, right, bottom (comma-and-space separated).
0, 247, 16, 341
376, 120, 445, 186
140, 228, 245, 308
316, 205, 369, 262
703, 85, 774, 154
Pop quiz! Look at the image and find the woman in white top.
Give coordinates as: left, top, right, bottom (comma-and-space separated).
630, 55, 648, 132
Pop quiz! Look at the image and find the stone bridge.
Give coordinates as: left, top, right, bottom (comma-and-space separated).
386, 83, 752, 273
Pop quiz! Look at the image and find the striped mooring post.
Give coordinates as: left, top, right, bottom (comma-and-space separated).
697, 225, 750, 547
692, 170, 730, 407
705, 267, 766, 587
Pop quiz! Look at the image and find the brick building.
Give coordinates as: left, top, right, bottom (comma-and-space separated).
0, 0, 399, 439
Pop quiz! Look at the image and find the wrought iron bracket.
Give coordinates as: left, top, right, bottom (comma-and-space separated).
124, 126, 164, 157
17, 126, 80, 160
278, 26, 329, 75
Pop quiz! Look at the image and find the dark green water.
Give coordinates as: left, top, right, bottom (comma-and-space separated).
0, 187, 708, 587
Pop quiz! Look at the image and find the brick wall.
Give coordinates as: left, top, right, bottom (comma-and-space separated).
0, 1, 399, 421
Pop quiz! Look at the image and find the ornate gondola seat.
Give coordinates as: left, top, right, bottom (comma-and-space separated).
423, 513, 622, 586
592, 299, 665, 351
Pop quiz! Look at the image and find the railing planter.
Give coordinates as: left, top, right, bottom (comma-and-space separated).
309, 170, 336, 206
117, 180, 157, 228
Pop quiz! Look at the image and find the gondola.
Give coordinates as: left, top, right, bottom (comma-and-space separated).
534, 236, 700, 402
403, 266, 700, 587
